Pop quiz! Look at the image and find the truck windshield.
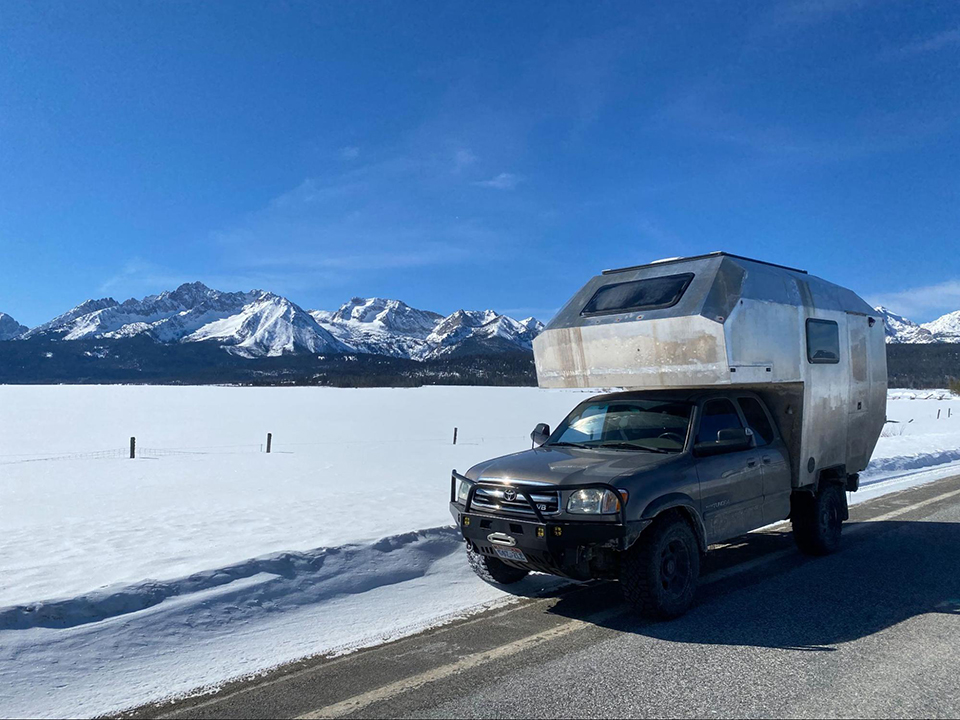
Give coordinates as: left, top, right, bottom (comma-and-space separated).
547, 399, 692, 452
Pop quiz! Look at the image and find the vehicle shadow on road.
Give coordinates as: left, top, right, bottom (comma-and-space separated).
547, 521, 960, 651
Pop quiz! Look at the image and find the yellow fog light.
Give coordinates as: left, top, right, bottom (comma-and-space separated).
463, 516, 470, 526
536, 527, 545, 538
553, 526, 562, 537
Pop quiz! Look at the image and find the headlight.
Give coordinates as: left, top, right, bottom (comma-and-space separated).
456, 478, 471, 504
567, 488, 621, 515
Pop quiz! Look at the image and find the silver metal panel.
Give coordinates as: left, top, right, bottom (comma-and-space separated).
534, 253, 887, 488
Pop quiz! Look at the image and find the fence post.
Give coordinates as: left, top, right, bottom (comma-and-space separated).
266, 432, 272, 454
938, 409, 942, 420
453, 427, 458, 445
130, 437, 136, 459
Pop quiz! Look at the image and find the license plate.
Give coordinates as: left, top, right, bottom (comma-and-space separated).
493, 546, 527, 563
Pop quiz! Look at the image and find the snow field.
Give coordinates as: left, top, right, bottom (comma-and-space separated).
0, 386, 596, 608
1, 385, 959, 717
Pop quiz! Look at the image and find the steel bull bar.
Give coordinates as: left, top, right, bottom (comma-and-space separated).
449, 471, 647, 579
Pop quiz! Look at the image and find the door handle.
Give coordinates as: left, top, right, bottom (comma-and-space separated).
762, 456, 772, 465
747, 459, 758, 468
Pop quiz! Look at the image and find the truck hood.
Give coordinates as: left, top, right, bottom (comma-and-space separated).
465, 446, 681, 487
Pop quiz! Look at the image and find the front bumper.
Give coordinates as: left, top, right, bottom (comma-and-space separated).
449, 473, 649, 580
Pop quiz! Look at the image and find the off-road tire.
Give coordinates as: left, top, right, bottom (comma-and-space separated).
465, 543, 529, 585
620, 513, 700, 620
792, 483, 844, 556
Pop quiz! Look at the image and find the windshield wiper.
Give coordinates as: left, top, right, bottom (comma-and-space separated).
547, 441, 593, 449
595, 442, 672, 454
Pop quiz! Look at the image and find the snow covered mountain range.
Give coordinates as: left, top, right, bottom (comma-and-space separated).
874, 307, 960, 344
1, 283, 543, 360
6, 286, 956, 360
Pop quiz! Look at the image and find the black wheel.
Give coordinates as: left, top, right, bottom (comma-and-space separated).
792, 484, 844, 556
620, 513, 700, 620
465, 543, 529, 585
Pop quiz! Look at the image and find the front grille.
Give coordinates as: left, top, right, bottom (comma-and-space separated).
471, 484, 560, 516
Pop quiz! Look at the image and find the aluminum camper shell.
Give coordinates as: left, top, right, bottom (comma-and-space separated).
533, 252, 887, 489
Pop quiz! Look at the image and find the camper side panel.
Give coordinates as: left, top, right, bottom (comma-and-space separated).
534, 315, 730, 389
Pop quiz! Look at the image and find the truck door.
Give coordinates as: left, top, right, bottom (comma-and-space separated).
694, 398, 765, 544
736, 395, 792, 525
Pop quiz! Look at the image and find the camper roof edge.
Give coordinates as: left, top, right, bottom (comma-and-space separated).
602, 251, 809, 276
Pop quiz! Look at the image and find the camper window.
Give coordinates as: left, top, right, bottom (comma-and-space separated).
581, 273, 694, 316
806, 319, 840, 364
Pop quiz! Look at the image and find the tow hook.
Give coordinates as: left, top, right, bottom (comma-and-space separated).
487, 532, 517, 547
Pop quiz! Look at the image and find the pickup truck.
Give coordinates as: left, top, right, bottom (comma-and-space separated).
450, 388, 848, 619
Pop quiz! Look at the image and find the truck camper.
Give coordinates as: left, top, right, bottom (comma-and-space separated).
450, 253, 887, 618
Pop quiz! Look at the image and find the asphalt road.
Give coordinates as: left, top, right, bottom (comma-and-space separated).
131, 474, 960, 719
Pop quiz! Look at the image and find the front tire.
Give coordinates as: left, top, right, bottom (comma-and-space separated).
465, 543, 529, 585
620, 513, 700, 620
792, 484, 845, 556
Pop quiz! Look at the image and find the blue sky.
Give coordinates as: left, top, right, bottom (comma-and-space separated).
2, 0, 959, 327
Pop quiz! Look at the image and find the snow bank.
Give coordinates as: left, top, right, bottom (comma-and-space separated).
0, 527, 464, 632
1, 385, 959, 718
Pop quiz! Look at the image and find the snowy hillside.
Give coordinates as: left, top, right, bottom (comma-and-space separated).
922, 310, 960, 343
0, 313, 27, 341
310, 299, 543, 360
185, 293, 345, 358
874, 306, 937, 344
14, 284, 543, 361
309, 297, 442, 358
874, 306, 960, 344
421, 309, 544, 359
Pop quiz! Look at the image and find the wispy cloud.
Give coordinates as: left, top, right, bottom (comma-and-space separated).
340, 146, 360, 160
653, 85, 950, 165
453, 148, 477, 172
475, 172, 522, 190
889, 28, 960, 57
867, 278, 960, 322
98, 259, 325, 301
98, 260, 186, 297
244, 240, 475, 272
756, 0, 869, 36
206, 151, 516, 297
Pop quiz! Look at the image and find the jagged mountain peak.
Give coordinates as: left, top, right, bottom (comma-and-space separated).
874, 306, 951, 344
520, 317, 545, 333
0, 312, 28, 341
331, 297, 442, 333
922, 310, 960, 341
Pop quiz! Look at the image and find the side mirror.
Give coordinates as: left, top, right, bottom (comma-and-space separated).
530, 423, 550, 447
718, 427, 749, 444
694, 427, 751, 456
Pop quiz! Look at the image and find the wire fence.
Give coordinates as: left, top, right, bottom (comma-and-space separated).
0, 431, 529, 466
0, 448, 130, 466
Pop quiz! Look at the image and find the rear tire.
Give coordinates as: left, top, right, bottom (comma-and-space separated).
620, 513, 700, 620
792, 484, 844, 556
465, 543, 529, 585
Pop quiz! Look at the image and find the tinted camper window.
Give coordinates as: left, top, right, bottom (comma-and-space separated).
806, 319, 840, 364
581, 273, 694, 316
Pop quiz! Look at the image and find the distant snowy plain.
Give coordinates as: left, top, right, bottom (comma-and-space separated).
1, 385, 960, 718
